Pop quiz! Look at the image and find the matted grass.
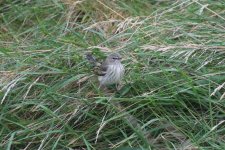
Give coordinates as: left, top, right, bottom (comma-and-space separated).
1, 0, 225, 149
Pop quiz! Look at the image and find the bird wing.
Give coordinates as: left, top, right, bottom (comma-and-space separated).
97, 61, 108, 76
86, 53, 108, 76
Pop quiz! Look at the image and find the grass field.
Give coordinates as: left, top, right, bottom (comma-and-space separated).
1, 0, 225, 149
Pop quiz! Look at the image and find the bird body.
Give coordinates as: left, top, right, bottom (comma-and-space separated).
86, 53, 124, 87
98, 59, 124, 86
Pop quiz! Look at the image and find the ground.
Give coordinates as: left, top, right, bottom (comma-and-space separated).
0, 0, 225, 149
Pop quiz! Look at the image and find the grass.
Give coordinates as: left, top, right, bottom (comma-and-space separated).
0, 0, 225, 149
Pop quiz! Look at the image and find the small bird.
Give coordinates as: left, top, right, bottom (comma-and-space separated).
86, 52, 125, 88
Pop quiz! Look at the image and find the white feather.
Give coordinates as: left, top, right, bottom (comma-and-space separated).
99, 62, 124, 86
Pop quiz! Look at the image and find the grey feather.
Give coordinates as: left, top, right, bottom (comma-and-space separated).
86, 53, 97, 63
86, 52, 124, 86
86, 53, 108, 76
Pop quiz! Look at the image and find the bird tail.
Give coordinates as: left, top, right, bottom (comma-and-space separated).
86, 53, 101, 68
86, 53, 103, 76
86, 53, 97, 63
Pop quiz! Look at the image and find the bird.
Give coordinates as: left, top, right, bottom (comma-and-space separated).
86, 52, 125, 89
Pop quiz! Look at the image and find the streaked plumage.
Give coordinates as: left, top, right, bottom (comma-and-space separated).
86, 53, 124, 86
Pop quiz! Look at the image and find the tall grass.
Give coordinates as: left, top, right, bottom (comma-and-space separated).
1, 0, 225, 149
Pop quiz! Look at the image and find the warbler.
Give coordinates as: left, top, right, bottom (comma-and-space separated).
86, 52, 125, 88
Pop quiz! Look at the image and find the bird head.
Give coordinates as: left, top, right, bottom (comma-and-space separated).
106, 53, 122, 64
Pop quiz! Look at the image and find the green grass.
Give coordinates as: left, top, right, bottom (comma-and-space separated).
1, 0, 225, 149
